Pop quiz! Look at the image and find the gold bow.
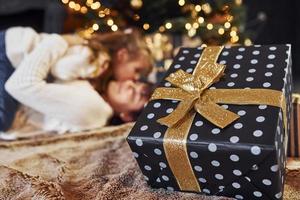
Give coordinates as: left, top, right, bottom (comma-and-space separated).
150, 46, 287, 192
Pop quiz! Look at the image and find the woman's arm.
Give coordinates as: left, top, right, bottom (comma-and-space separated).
5, 34, 111, 129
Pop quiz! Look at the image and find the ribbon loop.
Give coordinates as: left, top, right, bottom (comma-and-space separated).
155, 46, 232, 128
166, 70, 202, 93
196, 62, 225, 89
150, 88, 190, 101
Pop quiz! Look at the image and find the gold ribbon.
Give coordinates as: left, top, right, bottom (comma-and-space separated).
150, 46, 287, 192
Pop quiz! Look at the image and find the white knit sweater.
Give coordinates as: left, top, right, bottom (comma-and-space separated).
4, 27, 113, 133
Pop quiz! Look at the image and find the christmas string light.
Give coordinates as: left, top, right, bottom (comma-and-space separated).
218, 28, 225, 35
133, 14, 140, 21
62, 0, 69, 4
159, 26, 165, 32
201, 3, 211, 14
185, 23, 192, 30
74, 3, 81, 11
98, 11, 105, 17
195, 5, 201, 12
192, 22, 199, 29
197, 17, 204, 24
244, 38, 252, 46
224, 22, 231, 29
91, 1, 101, 10
86, 0, 93, 7
178, 0, 185, 6
92, 23, 99, 31
231, 35, 239, 43
165, 22, 172, 29
188, 28, 196, 37
131, 0, 143, 9
206, 23, 213, 30
68, 1, 75, 9
230, 30, 237, 37
111, 24, 118, 31
235, 0, 243, 6
60, 0, 250, 46
143, 23, 150, 30
107, 18, 114, 26
81, 6, 88, 14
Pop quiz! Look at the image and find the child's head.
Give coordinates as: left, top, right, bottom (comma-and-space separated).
104, 80, 151, 122
88, 29, 153, 81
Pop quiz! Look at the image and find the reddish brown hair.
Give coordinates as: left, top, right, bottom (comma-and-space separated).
88, 29, 152, 63
86, 29, 153, 94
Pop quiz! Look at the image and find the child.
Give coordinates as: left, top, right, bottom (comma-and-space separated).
0, 27, 153, 132
53, 28, 153, 82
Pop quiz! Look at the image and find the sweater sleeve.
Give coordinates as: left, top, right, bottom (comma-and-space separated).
5, 34, 112, 129
5, 27, 41, 68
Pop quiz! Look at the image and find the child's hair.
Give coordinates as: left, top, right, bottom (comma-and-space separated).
86, 29, 153, 95
87, 28, 152, 63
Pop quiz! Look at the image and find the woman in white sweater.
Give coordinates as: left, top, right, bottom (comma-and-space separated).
0, 27, 152, 133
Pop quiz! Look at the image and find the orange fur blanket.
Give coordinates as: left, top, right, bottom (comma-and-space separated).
0, 123, 299, 199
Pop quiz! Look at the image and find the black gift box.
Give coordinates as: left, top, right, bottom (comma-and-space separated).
127, 45, 292, 200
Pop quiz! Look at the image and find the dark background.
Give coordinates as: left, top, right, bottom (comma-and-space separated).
0, 0, 299, 78
244, 0, 300, 78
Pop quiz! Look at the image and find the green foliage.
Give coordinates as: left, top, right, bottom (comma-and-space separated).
72, 0, 250, 45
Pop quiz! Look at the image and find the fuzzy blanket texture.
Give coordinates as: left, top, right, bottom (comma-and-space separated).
0, 123, 299, 200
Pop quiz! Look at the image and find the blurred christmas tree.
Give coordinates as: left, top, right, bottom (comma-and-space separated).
61, 0, 251, 46
61, 0, 255, 71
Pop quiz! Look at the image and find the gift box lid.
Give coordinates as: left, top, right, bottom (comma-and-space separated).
129, 45, 292, 146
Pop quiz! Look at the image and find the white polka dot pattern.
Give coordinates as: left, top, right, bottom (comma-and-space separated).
248, 68, 256, 73
153, 132, 161, 138
253, 130, 263, 137
140, 125, 148, 131
215, 174, 224, 180
251, 146, 261, 155
253, 191, 262, 197
208, 143, 217, 152
174, 64, 181, 69
230, 154, 239, 162
154, 148, 162, 155
153, 102, 161, 108
235, 194, 243, 199
237, 110, 246, 116
184, 68, 192, 73
211, 128, 220, 134
232, 182, 241, 189
166, 108, 174, 113
230, 73, 238, 78
127, 45, 292, 198
233, 64, 241, 69
178, 56, 185, 61
194, 165, 202, 172
195, 121, 203, 127
211, 160, 220, 167
199, 178, 206, 183
190, 151, 198, 158
135, 139, 143, 146
189, 133, 198, 141
233, 169, 242, 176
132, 152, 139, 158
147, 113, 155, 119
222, 51, 229, 56
230, 136, 239, 143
